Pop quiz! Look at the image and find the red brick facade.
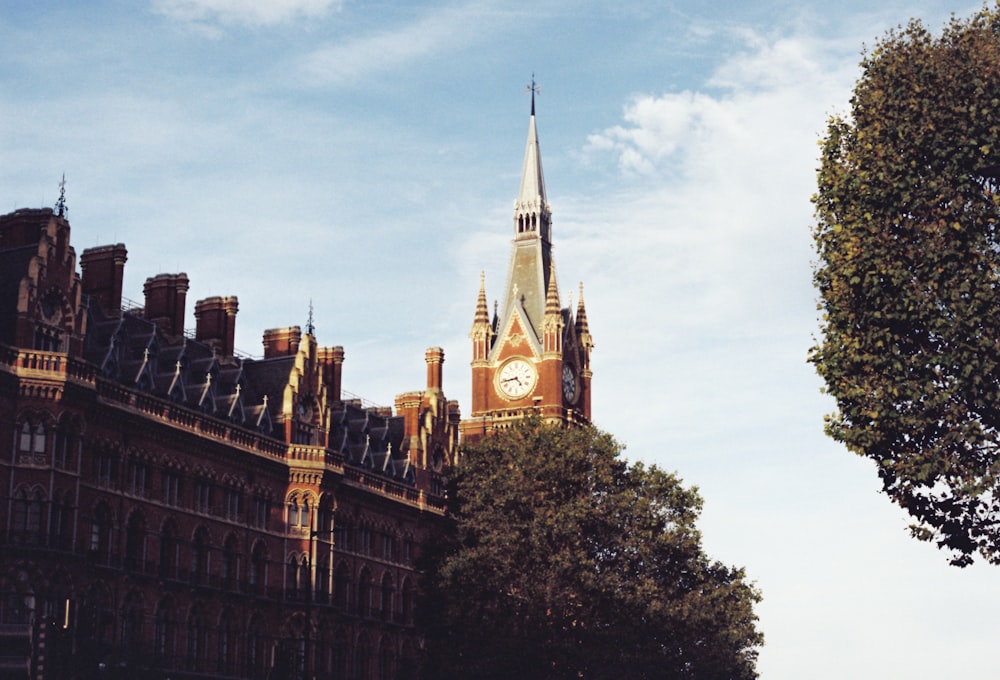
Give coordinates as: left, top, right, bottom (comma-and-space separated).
0, 208, 460, 679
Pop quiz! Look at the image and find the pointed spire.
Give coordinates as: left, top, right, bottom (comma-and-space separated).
545, 262, 560, 315
474, 271, 490, 326
576, 282, 593, 350
517, 96, 547, 213
306, 299, 315, 336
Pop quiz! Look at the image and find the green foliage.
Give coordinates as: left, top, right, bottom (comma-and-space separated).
811, 7, 1000, 566
418, 419, 762, 679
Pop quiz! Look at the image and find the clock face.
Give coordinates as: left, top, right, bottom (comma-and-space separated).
562, 364, 577, 403
496, 358, 537, 399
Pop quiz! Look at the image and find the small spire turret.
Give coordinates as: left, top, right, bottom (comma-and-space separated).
545, 262, 561, 315
473, 272, 490, 328
576, 283, 593, 351
55, 174, 67, 218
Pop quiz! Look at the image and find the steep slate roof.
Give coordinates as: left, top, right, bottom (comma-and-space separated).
79, 294, 415, 484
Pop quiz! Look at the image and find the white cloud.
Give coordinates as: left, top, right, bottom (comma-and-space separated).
298, 4, 496, 86
585, 32, 857, 180
152, 0, 341, 28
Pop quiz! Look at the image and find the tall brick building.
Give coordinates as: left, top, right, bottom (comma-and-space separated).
0, 101, 590, 679
0, 200, 459, 679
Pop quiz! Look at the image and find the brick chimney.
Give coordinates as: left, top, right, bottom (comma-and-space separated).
262, 326, 301, 359
143, 273, 189, 338
194, 296, 238, 356
425, 346, 444, 392
318, 345, 345, 402
80, 244, 128, 314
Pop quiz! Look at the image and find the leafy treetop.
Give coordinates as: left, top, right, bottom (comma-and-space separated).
419, 418, 762, 679
812, 6, 1000, 566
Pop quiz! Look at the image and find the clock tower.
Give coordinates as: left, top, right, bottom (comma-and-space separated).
460, 93, 594, 441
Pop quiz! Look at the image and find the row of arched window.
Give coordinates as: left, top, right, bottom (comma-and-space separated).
2, 574, 418, 680
6, 485, 74, 549
284, 554, 416, 625
84, 504, 270, 592
79, 589, 285, 678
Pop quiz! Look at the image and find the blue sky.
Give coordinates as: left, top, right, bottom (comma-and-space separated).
2, 1, 996, 677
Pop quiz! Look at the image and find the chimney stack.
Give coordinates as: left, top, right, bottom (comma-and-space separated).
143, 273, 189, 338
318, 345, 345, 402
425, 346, 444, 392
262, 326, 302, 359
80, 244, 128, 314
194, 296, 238, 356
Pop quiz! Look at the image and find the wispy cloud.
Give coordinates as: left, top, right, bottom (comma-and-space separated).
151, 0, 342, 31
298, 4, 497, 87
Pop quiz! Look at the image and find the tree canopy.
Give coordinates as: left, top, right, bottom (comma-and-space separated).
418, 419, 762, 679
811, 7, 1000, 566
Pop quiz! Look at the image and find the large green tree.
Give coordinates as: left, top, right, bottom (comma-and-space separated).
418, 419, 762, 679
811, 8, 1000, 566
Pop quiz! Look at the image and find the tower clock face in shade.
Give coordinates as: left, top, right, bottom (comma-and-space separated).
497, 358, 536, 399
562, 364, 577, 403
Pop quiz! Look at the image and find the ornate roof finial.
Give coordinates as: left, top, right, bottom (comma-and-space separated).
526, 74, 541, 116
55, 173, 67, 218
307, 299, 315, 336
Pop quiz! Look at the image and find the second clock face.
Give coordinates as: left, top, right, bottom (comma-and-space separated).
497, 358, 537, 399
562, 364, 577, 403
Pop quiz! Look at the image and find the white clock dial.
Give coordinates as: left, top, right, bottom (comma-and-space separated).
562, 364, 577, 403
497, 358, 537, 399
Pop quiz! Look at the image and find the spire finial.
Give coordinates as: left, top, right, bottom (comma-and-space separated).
526, 74, 540, 116
307, 299, 315, 336
55, 173, 67, 218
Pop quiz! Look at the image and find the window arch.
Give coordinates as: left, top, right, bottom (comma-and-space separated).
285, 491, 314, 531
121, 590, 144, 654
17, 418, 48, 465
79, 582, 112, 649
401, 577, 416, 626
379, 572, 395, 622
186, 602, 207, 671
0, 571, 36, 625
154, 596, 176, 664
357, 567, 373, 618
89, 502, 113, 564
159, 520, 179, 579
217, 606, 239, 675
285, 553, 308, 601
333, 562, 351, 611
49, 489, 73, 551
246, 613, 265, 679
53, 415, 80, 470
316, 551, 331, 604
191, 526, 210, 586
249, 540, 268, 595
222, 533, 239, 590
124, 509, 146, 572
11, 485, 45, 544
287, 494, 300, 529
